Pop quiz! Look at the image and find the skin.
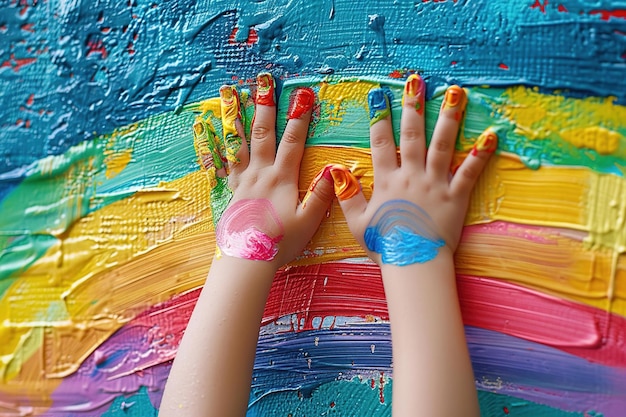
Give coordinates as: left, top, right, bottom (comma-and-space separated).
159, 81, 335, 417
337, 78, 496, 417
159, 75, 495, 417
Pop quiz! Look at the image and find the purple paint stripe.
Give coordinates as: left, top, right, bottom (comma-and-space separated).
46, 318, 626, 416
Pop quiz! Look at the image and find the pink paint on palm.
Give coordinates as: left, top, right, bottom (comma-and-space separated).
216, 199, 284, 260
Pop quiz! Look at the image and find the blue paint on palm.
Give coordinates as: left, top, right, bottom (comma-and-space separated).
364, 200, 445, 266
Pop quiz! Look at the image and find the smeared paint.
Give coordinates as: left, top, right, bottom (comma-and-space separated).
192, 117, 225, 184
401, 74, 425, 115
255, 72, 276, 106
367, 88, 391, 126
2, 2, 626, 414
440, 85, 467, 121
2, 82, 626, 410
219, 85, 244, 163
250, 322, 626, 415
471, 127, 498, 156
364, 200, 445, 265
287, 87, 315, 119
328, 164, 361, 201
215, 199, 284, 261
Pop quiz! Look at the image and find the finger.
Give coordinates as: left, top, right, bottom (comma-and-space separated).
297, 165, 336, 236
399, 74, 427, 171
326, 164, 368, 242
274, 87, 315, 177
192, 117, 227, 178
220, 85, 250, 173
426, 85, 467, 180
450, 127, 498, 199
249, 72, 278, 168
368, 88, 398, 180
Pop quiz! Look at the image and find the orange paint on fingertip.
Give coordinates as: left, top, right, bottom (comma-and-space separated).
255, 72, 276, 106
472, 128, 498, 156
328, 164, 361, 201
287, 87, 316, 119
441, 85, 467, 121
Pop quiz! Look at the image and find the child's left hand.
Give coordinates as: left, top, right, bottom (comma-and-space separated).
214, 74, 334, 267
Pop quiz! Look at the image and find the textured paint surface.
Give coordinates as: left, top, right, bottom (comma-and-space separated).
1, 1, 626, 416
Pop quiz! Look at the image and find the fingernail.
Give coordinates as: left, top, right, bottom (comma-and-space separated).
402, 74, 425, 115
329, 165, 361, 201
287, 87, 316, 119
472, 128, 498, 156
256, 72, 276, 106
368, 88, 391, 126
302, 165, 334, 208
441, 85, 467, 121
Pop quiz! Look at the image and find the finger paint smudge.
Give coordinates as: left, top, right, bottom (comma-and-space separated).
256, 72, 276, 106
402, 74, 425, 115
302, 163, 361, 208
440, 85, 467, 122
287, 87, 316, 119
367, 88, 392, 126
219, 84, 243, 163
193, 117, 225, 173
328, 164, 361, 201
364, 200, 445, 265
216, 199, 284, 261
472, 128, 498, 156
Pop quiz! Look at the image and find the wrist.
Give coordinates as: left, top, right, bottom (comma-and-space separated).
210, 254, 280, 279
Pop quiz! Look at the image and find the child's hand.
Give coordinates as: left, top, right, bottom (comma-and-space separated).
214, 74, 334, 267
330, 75, 497, 266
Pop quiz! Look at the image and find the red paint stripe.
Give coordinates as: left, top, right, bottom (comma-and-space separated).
127, 260, 626, 369
263, 262, 626, 368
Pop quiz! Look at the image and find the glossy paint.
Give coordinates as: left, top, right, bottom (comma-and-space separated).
1, 1, 626, 416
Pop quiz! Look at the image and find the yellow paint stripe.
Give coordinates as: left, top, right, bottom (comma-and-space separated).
3, 146, 626, 381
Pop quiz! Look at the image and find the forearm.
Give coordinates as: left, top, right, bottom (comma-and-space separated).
381, 249, 478, 417
159, 256, 278, 417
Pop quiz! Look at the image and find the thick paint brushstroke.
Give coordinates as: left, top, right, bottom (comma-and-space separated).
3, 0, 626, 197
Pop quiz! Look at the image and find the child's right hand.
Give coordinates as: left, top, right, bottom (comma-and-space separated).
327, 75, 497, 267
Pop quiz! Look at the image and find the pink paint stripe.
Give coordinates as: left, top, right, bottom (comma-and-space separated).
262, 262, 626, 368
82, 249, 625, 380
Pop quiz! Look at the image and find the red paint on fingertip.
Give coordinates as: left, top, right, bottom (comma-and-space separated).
287, 87, 315, 119
255, 73, 276, 106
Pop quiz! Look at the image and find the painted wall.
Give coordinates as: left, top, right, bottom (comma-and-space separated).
1, 0, 625, 415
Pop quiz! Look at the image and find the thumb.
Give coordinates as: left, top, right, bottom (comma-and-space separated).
301, 164, 368, 235
327, 164, 367, 220
300, 164, 336, 215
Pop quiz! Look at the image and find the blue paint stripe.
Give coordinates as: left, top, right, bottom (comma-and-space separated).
2, 0, 625, 179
